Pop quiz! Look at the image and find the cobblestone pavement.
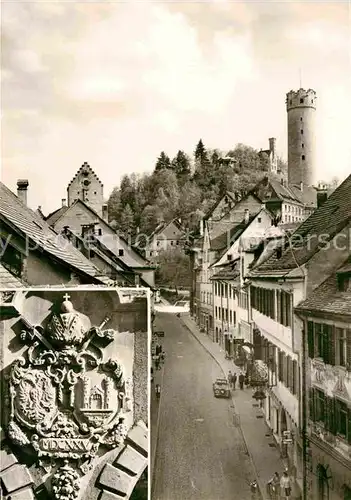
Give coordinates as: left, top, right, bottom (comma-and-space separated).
152, 312, 259, 500
180, 313, 291, 500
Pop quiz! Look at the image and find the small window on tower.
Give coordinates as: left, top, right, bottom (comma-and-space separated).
302, 155, 305, 160
301, 130, 304, 135
300, 117, 302, 121
94, 191, 97, 195
77, 191, 80, 195
311, 99, 314, 103
119, 249, 124, 256
302, 143, 304, 148
300, 98, 304, 104
290, 100, 292, 105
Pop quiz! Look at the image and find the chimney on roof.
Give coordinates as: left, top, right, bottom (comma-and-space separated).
199, 219, 204, 236
17, 179, 29, 206
62, 198, 67, 207
300, 182, 303, 192
317, 183, 328, 209
244, 208, 250, 224
102, 203, 108, 222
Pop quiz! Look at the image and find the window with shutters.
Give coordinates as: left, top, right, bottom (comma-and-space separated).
335, 399, 348, 439
307, 321, 315, 358
324, 396, 336, 435
315, 390, 325, 423
292, 360, 297, 395
309, 389, 315, 421
315, 323, 325, 359
336, 328, 347, 367
278, 350, 283, 382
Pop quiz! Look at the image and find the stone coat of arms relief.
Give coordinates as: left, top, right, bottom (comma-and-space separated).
5, 294, 133, 500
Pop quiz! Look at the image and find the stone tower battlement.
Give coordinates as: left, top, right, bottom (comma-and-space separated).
286, 88, 317, 188
286, 88, 316, 111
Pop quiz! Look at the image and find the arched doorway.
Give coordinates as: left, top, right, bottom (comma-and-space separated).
317, 464, 330, 500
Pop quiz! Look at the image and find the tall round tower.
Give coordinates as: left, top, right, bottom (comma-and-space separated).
286, 88, 317, 187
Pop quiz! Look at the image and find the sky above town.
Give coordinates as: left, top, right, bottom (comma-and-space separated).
2, 1, 350, 214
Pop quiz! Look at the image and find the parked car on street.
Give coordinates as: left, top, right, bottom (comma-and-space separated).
212, 378, 231, 398
174, 300, 190, 310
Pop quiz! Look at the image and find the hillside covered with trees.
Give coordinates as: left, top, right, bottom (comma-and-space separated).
108, 140, 286, 238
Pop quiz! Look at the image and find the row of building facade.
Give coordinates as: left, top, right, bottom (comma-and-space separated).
190, 174, 351, 500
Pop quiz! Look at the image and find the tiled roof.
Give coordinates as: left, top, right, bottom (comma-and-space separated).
48, 199, 153, 269
0, 263, 25, 288
203, 191, 237, 221
252, 174, 351, 272
210, 216, 256, 251
45, 206, 69, 226
0, 182, 112, 284
295, 270, 351, 318
211, 266, 240, 281
252, 176, 317, 207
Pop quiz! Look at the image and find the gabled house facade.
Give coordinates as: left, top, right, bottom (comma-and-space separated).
140, 218, 186, 259
195, 193, 265, 337
252, 175, 317, 224
0, 181, 113, 287
295, 264, 351, 500
46, 199, 155, 288
247, 173, 351, 495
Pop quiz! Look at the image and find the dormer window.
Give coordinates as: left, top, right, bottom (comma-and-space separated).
227, 254, 232, 260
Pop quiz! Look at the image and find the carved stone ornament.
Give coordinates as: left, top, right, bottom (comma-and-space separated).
7, 295, 130, 500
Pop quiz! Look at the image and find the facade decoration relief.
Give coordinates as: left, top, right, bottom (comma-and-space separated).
5, 294, 131, 500
311, 359, 326, 385
333, 373, 350, 401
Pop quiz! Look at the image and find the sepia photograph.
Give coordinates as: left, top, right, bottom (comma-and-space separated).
0, 288, 149, 500
1, 1, 351, 500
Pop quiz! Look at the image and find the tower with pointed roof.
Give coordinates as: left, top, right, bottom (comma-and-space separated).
67, 162, 104, 216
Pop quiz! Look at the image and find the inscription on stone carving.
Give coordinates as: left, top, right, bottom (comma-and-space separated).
39, 438, 93, 453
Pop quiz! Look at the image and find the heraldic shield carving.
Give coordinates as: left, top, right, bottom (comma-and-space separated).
7, 294, 132, 500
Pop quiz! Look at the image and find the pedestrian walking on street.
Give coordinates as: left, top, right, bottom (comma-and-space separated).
155, 355, 160, 370
155, 384, 161, 399
239, 372, 245, 390
280, 471, 291, 499
228, 371, 233, 389
267, 472, 280, 499
232, 372, 237, 390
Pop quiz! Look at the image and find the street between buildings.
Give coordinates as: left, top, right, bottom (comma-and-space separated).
151, 311, 257, 500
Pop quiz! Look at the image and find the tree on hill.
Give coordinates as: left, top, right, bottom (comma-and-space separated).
194, 139, 206, 161
155, 151, 171, 171
171, 150, 191, 183
155, 247, 191, 292
108, 186, 122, 224
119, 203, 134, 237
